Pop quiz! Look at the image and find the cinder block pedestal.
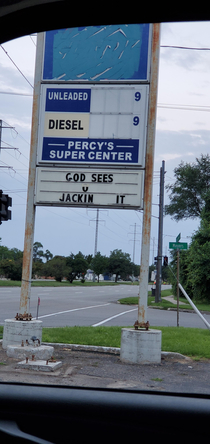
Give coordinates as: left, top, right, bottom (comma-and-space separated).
120, 328, 162, 364
6, 345, 54, 360
2, 319, 42, 349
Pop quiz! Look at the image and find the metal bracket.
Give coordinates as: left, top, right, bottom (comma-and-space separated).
15, 313, 32, 321
134, 320, 150, 331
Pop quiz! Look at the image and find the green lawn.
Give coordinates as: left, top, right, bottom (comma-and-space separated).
0, 325, 210, 359
42, 326, 210, 359
0, 280, 139, 287
118, 289, 210, 313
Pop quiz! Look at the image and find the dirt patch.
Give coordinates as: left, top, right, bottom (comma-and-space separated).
0, 342, 210, 394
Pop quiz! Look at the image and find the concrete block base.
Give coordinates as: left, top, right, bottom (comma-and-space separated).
6, 345, 54, 360
2, 319, 42, 349
16, 359, 62, 372
120, 328, 162, 364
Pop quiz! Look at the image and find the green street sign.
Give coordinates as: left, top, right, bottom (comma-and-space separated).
169, 242, 188, 250
176, 233, 181, 243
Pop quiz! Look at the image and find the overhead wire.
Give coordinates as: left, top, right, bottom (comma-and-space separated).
0, 44, 34, 89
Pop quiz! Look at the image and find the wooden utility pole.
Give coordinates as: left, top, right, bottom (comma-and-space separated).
155, 160, 165, 302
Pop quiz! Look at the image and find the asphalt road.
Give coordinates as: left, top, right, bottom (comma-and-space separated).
0, 284, 210, 329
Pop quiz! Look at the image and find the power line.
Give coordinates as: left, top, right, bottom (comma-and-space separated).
0, 44, 34, 89
158, 103, 210, 112
0, 91, 32, 96
161, 45, 210, 51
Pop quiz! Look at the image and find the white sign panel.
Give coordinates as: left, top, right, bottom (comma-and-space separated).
35, 168, 144, 209
37, 84, 149, 168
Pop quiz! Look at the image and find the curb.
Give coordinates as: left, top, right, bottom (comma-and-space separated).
42, 342, 190, 360
42, 342, 121, 355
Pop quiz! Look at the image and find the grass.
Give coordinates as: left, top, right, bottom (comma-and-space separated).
0, 280, 138, 287
118, 289, 210, 312
42, 326, 122, 348
1, 324, 210, 359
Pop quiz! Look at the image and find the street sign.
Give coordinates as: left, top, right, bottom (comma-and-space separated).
37, 84, 149, 168
35, 168, 144, 209
176, 233, 181, 243
169, 242, 188, 250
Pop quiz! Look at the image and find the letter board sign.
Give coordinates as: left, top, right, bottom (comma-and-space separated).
32, 24, 157, 210
35, 168, 144, 209
37, 84, 149, 167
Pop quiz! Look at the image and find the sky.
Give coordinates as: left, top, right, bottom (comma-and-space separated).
0, 22, 210, 265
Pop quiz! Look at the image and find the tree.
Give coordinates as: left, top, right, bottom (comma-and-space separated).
44, 256, 68, 282
108, 249, 133, 282
33, 242, 44, 262
44, 249, 53, 262
66, 251, 88, 283
165, 154, 210, 221
0, 258, 22, 280
91, 252, 108, 282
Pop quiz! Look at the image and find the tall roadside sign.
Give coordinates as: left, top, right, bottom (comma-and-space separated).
18, 24, 160, 328
34, 24, 152, 210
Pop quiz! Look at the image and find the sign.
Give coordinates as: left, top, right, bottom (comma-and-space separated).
42, 24, 151, 82
37, 84, 149, 167
34, 168, 144, 209
33, 24, 155, 210
169, 242, 188, 250
176, 233, 181, 243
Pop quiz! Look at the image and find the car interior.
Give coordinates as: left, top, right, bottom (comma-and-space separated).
0, 1, 210, 442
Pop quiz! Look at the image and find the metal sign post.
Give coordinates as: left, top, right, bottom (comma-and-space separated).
169, 237, 188, 327
137, 23, 160, 328
18, 33, 44, 318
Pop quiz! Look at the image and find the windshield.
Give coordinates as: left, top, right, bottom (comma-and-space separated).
0, 22, 210, 394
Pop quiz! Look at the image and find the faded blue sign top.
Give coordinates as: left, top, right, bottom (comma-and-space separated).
43, 24, 150, 82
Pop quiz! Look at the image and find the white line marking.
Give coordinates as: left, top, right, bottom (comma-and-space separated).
92, 308, 137, 327
33, 303, 110, 319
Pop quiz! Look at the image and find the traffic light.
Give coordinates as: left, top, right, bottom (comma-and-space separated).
163, 255, 168, 266
0, 190, 12, 224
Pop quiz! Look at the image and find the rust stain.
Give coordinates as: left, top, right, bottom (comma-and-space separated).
138, 304, 145, 323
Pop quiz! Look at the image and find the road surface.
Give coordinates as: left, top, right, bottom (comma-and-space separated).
0, 284, 209, 329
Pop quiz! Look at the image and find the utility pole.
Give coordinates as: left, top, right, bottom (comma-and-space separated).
129, 223, 141, 264
94, 208, 99, 257
155, 160, 165, 303
0, 120, 2, 152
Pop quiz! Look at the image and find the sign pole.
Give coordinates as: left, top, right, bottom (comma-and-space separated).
138, 23, 160, 326
18, 33, 44, 318
177, 249, 179, 327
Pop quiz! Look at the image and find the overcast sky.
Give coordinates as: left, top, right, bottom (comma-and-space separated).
0, 22, 209, 265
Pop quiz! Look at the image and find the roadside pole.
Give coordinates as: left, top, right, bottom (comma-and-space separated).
177, 249, 179, 327
155, 160, 165, 303
138, 23, 161, 326
18, 33, 44, 318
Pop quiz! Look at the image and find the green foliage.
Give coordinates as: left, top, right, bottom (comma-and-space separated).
91, 252, 108, 282
43, 255, 68, 282
108, 249, 133, 282
33, 241, 44, 262
66, 251, 88, 283
165, 154, 210, 221
0, 258, 22, 280
0, 243, 23, 280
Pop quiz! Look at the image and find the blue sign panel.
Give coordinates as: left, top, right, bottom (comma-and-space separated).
43, 24, 150, 82
45, 88, 91, 112
41, 137, 139, 164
